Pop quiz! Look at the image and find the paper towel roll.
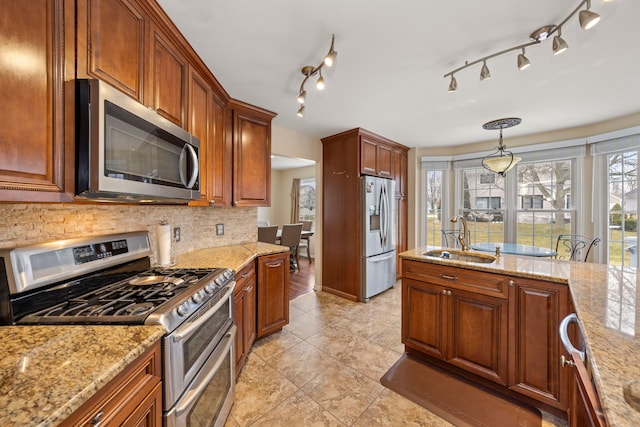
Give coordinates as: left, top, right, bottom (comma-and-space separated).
157, 223, 172, 266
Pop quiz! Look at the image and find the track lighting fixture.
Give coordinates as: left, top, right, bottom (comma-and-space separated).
444, 0, 604, 92
296, 34, 337, 117
481, 118, 522, 176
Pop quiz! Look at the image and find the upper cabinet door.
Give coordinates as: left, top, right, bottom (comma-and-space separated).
149, 25, 187, 127
187, 67, 211, 206
230, 100, 276, 207
0, 0, 75, 202
80, 0, 147, 101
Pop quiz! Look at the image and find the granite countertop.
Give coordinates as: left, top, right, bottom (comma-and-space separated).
175, 241, 289, 271
401, 246, 640, 426
0, 325, 165, 427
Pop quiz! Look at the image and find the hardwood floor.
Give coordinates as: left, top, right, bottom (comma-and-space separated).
289, 256, 314, 300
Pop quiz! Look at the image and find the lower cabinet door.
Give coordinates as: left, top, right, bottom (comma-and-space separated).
256, 253, 289, 338
123, 381, 163, 427
447, 289, 509, 386
402, 278, 447, 360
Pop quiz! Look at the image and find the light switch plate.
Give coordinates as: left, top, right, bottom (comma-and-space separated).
216, 223, 224, 235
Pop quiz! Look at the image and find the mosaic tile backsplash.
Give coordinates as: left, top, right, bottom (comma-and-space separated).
0, 204, 258, 266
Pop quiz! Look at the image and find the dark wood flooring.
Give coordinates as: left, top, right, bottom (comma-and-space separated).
289, 256, 315, 300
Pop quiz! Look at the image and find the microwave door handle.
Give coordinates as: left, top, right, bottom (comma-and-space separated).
179, 144, 199, 189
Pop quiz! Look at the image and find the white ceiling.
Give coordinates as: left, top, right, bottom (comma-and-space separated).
157, 0, 639, 149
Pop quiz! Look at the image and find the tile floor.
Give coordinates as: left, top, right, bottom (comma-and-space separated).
224, 284, 568, 427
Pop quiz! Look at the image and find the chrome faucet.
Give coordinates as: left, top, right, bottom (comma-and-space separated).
450, 215, 469, 251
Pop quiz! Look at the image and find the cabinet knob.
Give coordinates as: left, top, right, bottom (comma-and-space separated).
442, 289, 447, 295
508, 280, 516, 287
560, 355, 576, 368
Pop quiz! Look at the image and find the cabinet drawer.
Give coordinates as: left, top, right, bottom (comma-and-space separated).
234, 262, 256, 296
403, 260, 509, 299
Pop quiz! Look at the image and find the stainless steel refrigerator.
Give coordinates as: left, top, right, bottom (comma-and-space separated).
361, 176, 396, 300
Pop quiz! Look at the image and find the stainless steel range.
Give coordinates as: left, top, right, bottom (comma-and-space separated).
0, 231, 236, 427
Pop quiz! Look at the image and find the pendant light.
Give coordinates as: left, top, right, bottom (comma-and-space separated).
481, 118, 522, 177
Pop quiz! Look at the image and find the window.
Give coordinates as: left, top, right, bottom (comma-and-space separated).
515, 160, 574, 249
480, 174, 496, 184
521, 195, 543, 209
459, 168, 505, 243
425, 170, 444, 246
298, 178, 316, 224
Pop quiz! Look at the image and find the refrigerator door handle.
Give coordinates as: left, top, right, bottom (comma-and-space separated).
368, 253, 394, 262
382, 183, 390, 248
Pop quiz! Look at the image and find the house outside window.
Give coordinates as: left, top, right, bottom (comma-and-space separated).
299, 178, 316, 225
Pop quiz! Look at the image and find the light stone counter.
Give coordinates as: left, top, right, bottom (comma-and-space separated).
401, 246, 640, 426
175, 242, 289, 271
0, 325, 165, 427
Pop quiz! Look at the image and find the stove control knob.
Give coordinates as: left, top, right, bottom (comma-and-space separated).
191, 291, 205, 304
215, 276, 225, 286
224, 270, 233, 279
176, 302, 190, 317
204, 283, 216, 294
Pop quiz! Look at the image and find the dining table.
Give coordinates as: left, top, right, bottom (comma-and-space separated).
470, 242, 558, 257
275, 229, 314, 242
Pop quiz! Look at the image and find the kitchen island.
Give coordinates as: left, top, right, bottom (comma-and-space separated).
401, 246, 640, 426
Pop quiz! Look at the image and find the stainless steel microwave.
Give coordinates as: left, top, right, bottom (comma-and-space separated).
75, 79, 200, 203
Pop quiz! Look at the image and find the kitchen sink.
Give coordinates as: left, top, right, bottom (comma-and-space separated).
423, 249, 496, 264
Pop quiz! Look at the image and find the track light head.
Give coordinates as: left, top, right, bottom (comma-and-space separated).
448, 75, 457, 92
552, 28, 569, 55
316, 74, 325, 90
517, 48, 531, 70
297, 105, 305, 118
480, 61, 491, 81
579, 8, 600, 30
297, 90, 306, 104
324, 34, 337, 66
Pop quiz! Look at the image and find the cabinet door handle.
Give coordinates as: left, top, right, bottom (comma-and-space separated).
441, 289, 452, 296
560, 355, 576, 368
91, 411, 105, 426
268, 262, 283, 268
440, 274, 457, 280
241, 272, 251, 278
508, 280, 516, 287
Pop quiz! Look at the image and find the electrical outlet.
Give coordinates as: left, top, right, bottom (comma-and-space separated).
216, 223, 224, 235
173, 227, 181, 242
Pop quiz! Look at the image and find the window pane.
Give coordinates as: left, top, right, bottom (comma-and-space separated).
460, 168, 504, 244
298, 179, 316, 225
608, 151, 638, 267
425, 170, 443, 246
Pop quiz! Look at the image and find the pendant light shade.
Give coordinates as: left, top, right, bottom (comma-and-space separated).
448, 75, 458, 92
481, 118, 522, 176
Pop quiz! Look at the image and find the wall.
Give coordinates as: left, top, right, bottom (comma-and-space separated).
0, 204, 257, 266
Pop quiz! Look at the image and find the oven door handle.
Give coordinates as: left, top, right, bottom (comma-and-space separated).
172, 282, 235, 342
174, 325, 236, 417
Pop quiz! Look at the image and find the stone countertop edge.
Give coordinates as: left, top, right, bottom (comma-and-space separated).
175, 241, 290, 272
400, 246, 640, 427
0, 324, 166, 427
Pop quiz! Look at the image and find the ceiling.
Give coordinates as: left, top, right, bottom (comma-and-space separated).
157, 0, 639, 149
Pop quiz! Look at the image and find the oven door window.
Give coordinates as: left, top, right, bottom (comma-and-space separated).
183, 298, 231, 375
104, 100, 199, 190
187, 351, 231, 426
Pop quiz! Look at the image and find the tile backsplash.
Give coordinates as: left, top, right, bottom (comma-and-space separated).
0, 204, 257, 265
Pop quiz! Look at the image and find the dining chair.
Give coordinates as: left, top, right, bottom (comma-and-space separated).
554, 234, 601, 262
441, 229, 470, 249
257, 225, 278, 244
298, 220, 313, 262
280, 223, 303, 270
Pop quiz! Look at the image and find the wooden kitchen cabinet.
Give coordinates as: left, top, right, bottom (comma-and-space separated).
392, 148, 408, 279
0, 0, 75, 202
322, 128, 408, 301
256, 252, 289, 338
228, 99, 276, 207
509, 276, 572, 411
233, 262, 257, 376
402, 260, 510, 385
65, 340, 162, 426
